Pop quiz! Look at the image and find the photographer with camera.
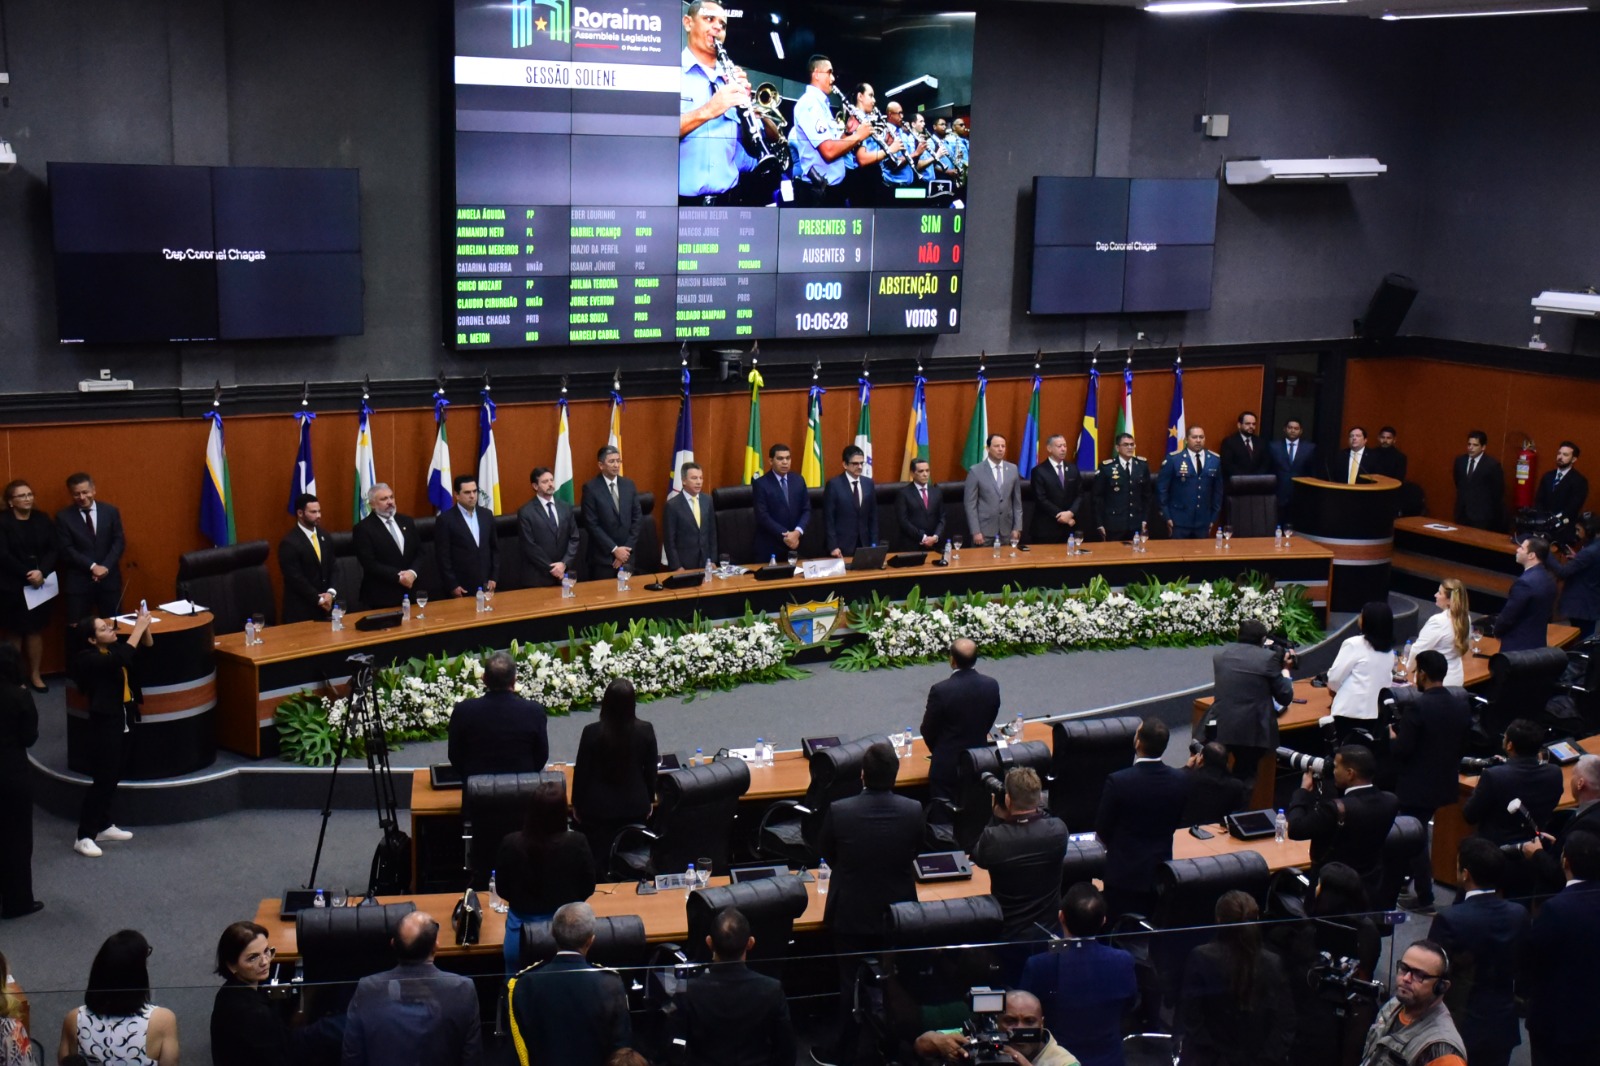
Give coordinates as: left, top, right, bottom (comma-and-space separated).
1286, 745, 1398, 899
972, 767, 1070, 941
1357, 941, 1466, 1066
1208, 618, 1296, 783
1388, 650, 1473, 911
913, 988, 1079, 1066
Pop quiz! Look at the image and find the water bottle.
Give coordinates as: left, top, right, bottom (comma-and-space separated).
901, 726, 913, 758
1011, 713, 1025, 739
1274, 525, 1284, 547
942, 539, 952, 565
475, 586, 485, 613
1401, 639, 1414, 678
756, 738, 768, 767
244, 618, 256, 645
769, 554, 777, 566
561, 574, 576, 599
330, 603, 344, 632
685, 863, 697, 895
992, 532, 1001, 557
401, 593, 410, 621
816, 859, 831, 895
1274, 809, 1288, 845
695, 747, 704, 767
1215, 528, 1224, 549
488, 869, 505, 913
1131, 530, 1142, 551
313, 889, 326, 908
705, 558, 714, 583
617, 567, 630, 592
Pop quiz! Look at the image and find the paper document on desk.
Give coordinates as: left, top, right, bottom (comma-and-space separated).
159, 599, 208, 615
22, 572, 58, 610
1422, 523, 1459, 532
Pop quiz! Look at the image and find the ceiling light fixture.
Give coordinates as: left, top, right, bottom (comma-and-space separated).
1379, 4, 1586, 17
1148, 0, 1346, 12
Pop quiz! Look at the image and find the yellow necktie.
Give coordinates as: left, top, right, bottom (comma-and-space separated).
688, 494, 701, 528
310, 532, 322, 561
1348, 453, 1358, 485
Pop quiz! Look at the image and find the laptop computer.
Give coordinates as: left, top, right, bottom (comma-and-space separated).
848, 546, 888, 571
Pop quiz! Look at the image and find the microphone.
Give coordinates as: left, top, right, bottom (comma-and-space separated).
1507, 797, 1543, 842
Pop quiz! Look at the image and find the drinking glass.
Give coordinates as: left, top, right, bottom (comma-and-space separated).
250, 613, 266, 644
1282, 524, 1294, 544
1222, 525, 1233, 547
952, 535, 963, 560
414, 591, 428, 619
787, 550, 799, 569
482, 587, 494, 612
718, 554, 731, 576
697, 857, 713, 886
1471, 626, 1483, 656
1009, 532, 1020, 557
329, 888, 348, 908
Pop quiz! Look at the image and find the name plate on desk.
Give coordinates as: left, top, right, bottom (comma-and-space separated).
802, 558, 847, 579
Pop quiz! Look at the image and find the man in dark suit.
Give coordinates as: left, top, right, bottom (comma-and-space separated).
277, 493, 337, 624
1218, 411, 1272, 482
352, 483, 421, 608
446, 651, 548, 782
1287, 744, 1399, 898
1019, 884, 1139, 1066
1454, 429, 1506, 530
1520, 829, 1600, 1066
1497, 536, 1557, 652
681, 906, 795, 1066
1182, 742, 1251, 826
894, 458, 944, 551
662, 461, 717, 571
963, 434, 1023, 547
1389, 650, 1474, 909
1208, 618, 1295, 782
516, 466, 579, 587
1549, 511, 1600, 638
815, 741, 924, 1065
342, 911, 481, 1066
750, 443, 809, 564
580, 445, 642, 579
1095, 432, 1151, 542
1028, 433, 1085, 544
509, 902, 632, 1066
1427, 838, 1530, 1066
1157, 426, 1222, 539
823, 445, 878, 557
1463, 717, 1565, 845
1370, 425, 1409, 481
1328, 425, 1376, 485
57, 472, 126, 622
920, 638, 1002, 803
434, 474, 498, 598
1521, 753, 1600, 892
971, 766, 1070, 940
1094, 717, 1191, 918
1536, 439, 1588, 517
1269, 418, 1318, 525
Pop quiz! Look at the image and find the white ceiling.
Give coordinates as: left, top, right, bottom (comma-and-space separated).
1012, 0, 1591, 18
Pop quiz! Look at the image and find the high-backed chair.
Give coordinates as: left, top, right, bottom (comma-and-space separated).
410, 515, 441, 600
711, 484, 755, 565
756, 735, 891, 867
884, 896, 1005, 949
493, 513, 528, 592
797, 488, 827, 560
1060, 838, 1107, 895
518, 914, 647, 971
608, 757, 751, 881
462, 771, 568, 889
685, 874, 810, 965
1049, 716, 1142, 829
634, 492, 661, 574
175, 539, 276, 634
943, 740, 1053, 853
1477, 647, 1570, 744
1376, 815, 1427, 922
937, 481, 969, 545
296, 901, 416, 1012
1224, 474, 1279, 538
327, 530, 363, 610
1146, 851, 1272, 1006
874, 481, 907, 550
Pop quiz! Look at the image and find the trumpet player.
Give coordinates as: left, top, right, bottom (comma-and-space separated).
789, 55, 873, 208
679, 0, 765, 206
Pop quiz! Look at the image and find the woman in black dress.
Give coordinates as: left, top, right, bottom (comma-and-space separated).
494, 778, 595, 973
0, 479, 57, 692
0, 644, 41, 918
571, 677, 659, 871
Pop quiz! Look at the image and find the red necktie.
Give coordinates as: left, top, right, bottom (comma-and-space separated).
83, 509, 95, 538
919, 486, 929, 509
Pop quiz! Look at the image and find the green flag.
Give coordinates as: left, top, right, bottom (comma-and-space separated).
961, 372, 989, 469
742, 369, 764, 484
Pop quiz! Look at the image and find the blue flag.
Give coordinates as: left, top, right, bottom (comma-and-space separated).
1076, 363, 1100, 472
287, 410, 316, 513
426, 392, 454, 513
200, 410, 236, 546
1167, 358, 1186, 455
669, 365, 695, 495
1019, 374, 1042, 478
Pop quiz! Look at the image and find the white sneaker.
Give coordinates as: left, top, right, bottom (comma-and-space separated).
74, 838, 103, 858
95, 825, 133, 842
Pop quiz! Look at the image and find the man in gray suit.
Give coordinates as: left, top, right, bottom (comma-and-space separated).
342, 911, 481, 1065
517, 467, 580, 587
663, 461, 718, 570
963, 434, 1023, 547
1208, 618, 1296, 783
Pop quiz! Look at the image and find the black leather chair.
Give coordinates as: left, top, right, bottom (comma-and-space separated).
608, 757, 751, 881
175, 539, 276, 634
1060, 838, 1107, 895
756, 735, 891, 867
411, 515, 442, 600
327, 530, 363, 610
635, 492, 661, 574
884, 896, 1005, 949
462, 771, 568, 889
296, 901, 416, 1012
1224, 474, 1279, 538
1376, 814, 1427, 923
1049, 716, 1142, 829
685, 874, 810, 965
1152, 851, 1271, 930
1476, 646, 1570, 744
874, 480, 907, 550
518, 914, 648, 971
494, 513, 528, 592
797, 488, 828, 560
937, 740, 1053, 853
711, 484, 755, 565
937, 481, 969, 545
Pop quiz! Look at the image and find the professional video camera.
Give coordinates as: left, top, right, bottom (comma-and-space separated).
1310, 952, 1386, 1003
1276, 747, 1327, 778
1460, 754, 1507, 774
959, 988, 1040, 1066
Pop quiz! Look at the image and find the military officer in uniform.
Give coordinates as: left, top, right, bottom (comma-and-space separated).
1158, 425, 1223, 539
1096, 432, 1151, 542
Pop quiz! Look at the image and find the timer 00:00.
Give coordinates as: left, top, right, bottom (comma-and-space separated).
803, 281, 843, 301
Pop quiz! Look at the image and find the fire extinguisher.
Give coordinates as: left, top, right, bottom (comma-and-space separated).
1514, 436, 1538, 510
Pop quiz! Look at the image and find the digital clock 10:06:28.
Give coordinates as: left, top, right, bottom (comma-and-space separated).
793, 311, 851, 332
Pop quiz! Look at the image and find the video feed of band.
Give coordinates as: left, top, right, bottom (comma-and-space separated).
449, 0, 973, 349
